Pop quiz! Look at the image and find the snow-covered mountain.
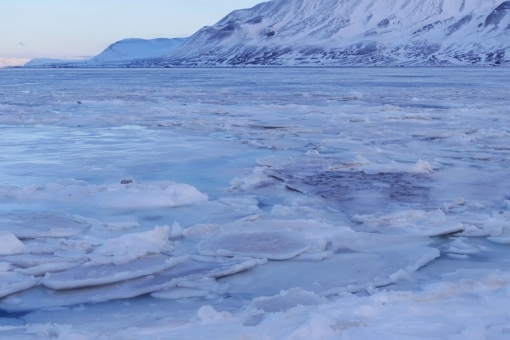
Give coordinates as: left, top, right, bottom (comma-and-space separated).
144, 0, 509, 66
26, 0, 510, 67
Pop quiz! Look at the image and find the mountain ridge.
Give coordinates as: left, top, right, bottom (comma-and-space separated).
26, 0, 510, 67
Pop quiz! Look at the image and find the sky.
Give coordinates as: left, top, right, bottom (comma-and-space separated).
0, 0, 265, 67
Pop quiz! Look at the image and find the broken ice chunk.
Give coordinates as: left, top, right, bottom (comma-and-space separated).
90, 225, 170, 264
447, 238, 481, 255
0, 272, 38, 298
411, 160, 434, 173
250, 288, 326, 313
170, 221, 183, 239
0, 232, 24, 255
197, 230, 310, 260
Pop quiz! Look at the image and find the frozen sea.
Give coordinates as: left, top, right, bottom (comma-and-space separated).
0, 67, 510, 339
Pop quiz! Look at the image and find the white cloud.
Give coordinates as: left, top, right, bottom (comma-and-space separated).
0, 58, 30, 68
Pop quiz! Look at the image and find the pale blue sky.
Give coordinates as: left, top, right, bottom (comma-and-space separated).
0, 0, 264, 66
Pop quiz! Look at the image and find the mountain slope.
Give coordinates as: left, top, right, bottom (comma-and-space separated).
143, 0, 510, 66
91, 38, 186, 63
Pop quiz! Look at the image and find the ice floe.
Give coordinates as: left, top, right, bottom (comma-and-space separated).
197, 230, 310, 260
41, 255, 186, 290
0, 180, 208, 210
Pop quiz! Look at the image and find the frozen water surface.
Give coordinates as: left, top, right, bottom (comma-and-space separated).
0, 68, 510, 338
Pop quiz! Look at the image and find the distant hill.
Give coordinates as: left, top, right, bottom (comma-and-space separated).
24, 38, 186, 68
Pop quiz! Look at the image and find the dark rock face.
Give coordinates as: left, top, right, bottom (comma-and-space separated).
446, 15, 472, 36
377, 19, 390, 28
485, 1, 510, 27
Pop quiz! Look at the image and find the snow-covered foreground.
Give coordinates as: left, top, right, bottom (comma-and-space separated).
0, 68, 510, 339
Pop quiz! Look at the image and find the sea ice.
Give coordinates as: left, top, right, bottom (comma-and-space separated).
3, 254, 85, 268
0, 212, 91, 239
151, 287, 210, 299
332, 230, 432, 252
197, 230, 310, 260
1, 68, 510, 338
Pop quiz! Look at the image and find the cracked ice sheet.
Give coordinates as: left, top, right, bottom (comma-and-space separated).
0, 257, 261, 311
